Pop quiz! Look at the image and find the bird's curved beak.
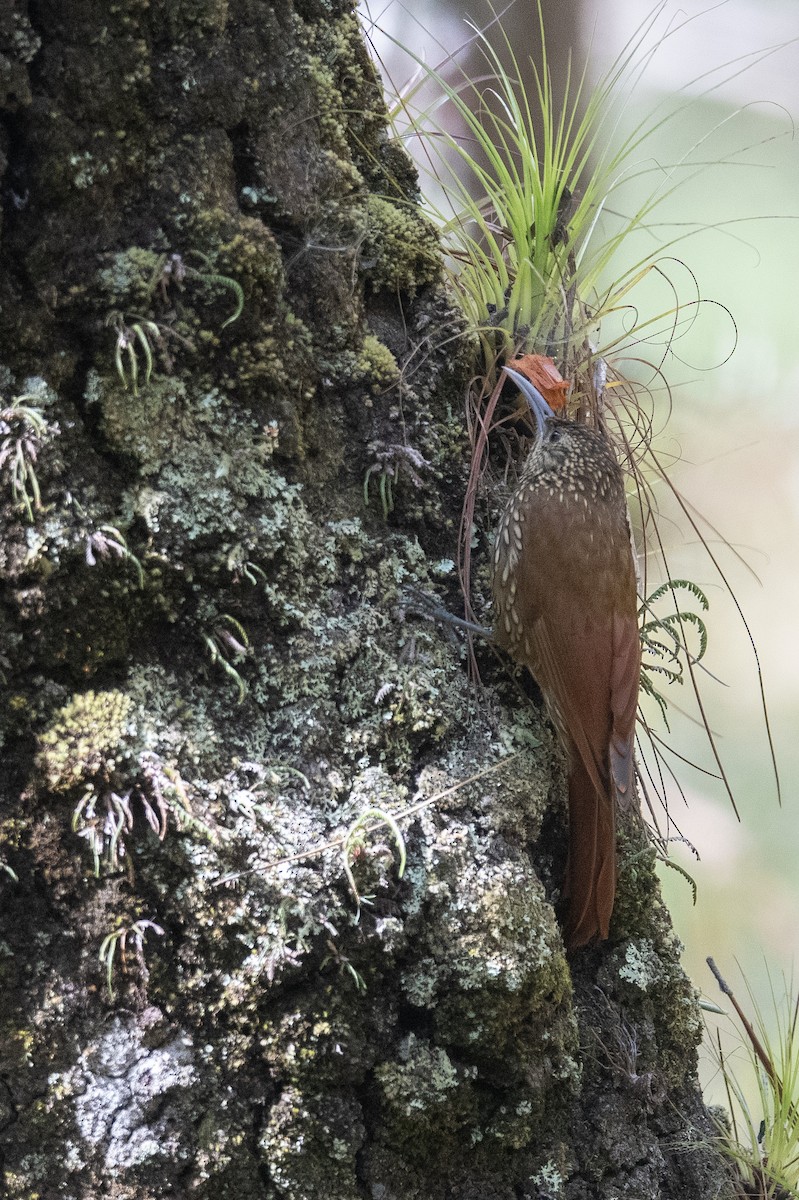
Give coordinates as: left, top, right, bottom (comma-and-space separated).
503, 366, 556, 440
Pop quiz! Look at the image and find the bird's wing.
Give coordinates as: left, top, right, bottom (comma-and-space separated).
527, 608, 611, 798
512, 504, 640, 809
609, 610, 641, 809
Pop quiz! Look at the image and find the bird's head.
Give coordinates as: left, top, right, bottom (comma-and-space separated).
502, 365, 619, 489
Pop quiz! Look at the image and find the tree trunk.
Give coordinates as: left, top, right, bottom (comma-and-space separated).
0, 2, 734, 1197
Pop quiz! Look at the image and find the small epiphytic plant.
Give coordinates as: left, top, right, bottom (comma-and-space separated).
107, 310, 163, 395
0, 394, 54, 521
591, 990, 665, 1109
224, 540, 307, 629
180, 251, 244, 327
321, 937, 368, 992
150, 250, 244, 328
342, 806, 407, 918
223, 759, 310, 825
707, 958, 799, 1199
72, 754, 196, 876
72, 787, 145, 874
85, 523, 145, 587
202, 614, 251, 704
73, 780, 175, 875
99, 918, 165, 1000
106, 310, 194, 393
226, 543, 268, 588
369, 2, 726, 366
0, 858, 18, 882
215, 895, 340, 988
106, 251, 243, 393
363, 441, 429, 519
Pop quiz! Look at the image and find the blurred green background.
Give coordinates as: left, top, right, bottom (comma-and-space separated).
361, 0, 799, 1102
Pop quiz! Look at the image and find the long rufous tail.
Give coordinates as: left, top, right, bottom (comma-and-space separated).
562, 757, 617, 950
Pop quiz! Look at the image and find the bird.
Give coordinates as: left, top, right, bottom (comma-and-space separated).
492, 367, 641, 950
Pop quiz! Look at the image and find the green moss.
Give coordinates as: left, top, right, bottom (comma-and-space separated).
239, 520, 481, 770
599, 824, 706, 1091
37, 690, 136, 793
214, 221, 284, 309
86, 373, 317, 581
308, 12, 419, 199
0, 1025, 34, 1073
223, 310, 316, 461
303, 52, 354, 163
431, 864, 575, 1076
363, 195, 441, 294
173, 208, 318, 459
308, 15, 381, 128
357, 333, 400, 391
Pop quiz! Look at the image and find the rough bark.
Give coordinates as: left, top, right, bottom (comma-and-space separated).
0, 2, 734, 1197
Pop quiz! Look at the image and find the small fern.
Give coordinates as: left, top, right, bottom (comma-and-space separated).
639, 579, 710, 726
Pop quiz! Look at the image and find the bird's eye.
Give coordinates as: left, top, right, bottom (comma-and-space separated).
548, 428, 562, 444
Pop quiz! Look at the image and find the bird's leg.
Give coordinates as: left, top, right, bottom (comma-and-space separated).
433, 609, 494, 641
402, 587, 494, 643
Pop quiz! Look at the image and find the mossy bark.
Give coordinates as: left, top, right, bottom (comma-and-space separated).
0, 3, 733, 1198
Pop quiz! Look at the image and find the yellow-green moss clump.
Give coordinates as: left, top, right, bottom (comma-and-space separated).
358, 334, 400, 392
363, 196, 440, 294
214, 218, 284, 308
37, 690, 135, 793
